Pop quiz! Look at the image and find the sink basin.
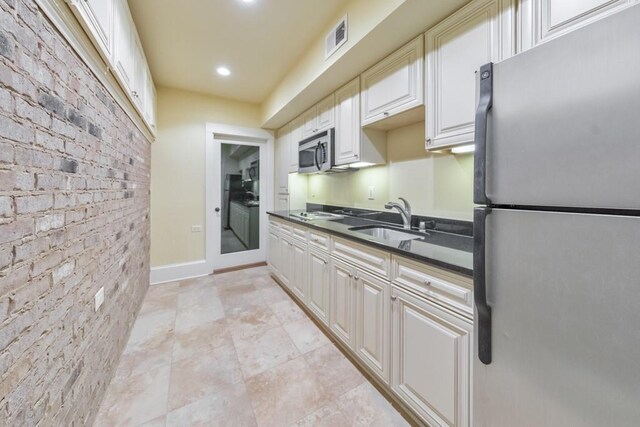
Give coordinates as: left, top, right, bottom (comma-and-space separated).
349, 226, 422, 242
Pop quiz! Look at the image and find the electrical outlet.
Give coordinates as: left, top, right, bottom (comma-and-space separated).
368, 186, 375, 200
94, 287, 105, 312
191, 225, 203, 233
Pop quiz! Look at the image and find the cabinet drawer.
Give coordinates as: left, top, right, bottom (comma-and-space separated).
308, 229, 330, 252
331, 237, 391, 279
291, 223, 308, 241
279, 221, 293, 236
392, 255, 472, 317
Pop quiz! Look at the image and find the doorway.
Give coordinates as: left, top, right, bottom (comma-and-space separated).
206, 124, 273, 271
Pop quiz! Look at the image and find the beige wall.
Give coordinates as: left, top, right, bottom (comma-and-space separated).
151, 86, 261, 267
304, 122, 474, 220
261, 0, 405, 125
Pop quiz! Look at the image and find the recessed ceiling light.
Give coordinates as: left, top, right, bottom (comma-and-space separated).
216, 66, 231, 76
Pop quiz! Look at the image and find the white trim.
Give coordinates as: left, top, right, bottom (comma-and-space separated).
150, 260, 210, 285
205, 123, 275, 272
35, 0, 155, 142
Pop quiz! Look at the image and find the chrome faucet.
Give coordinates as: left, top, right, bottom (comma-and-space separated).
384, 197, 412, 229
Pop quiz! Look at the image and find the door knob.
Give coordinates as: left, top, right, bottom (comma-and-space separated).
215, 207, 220, 212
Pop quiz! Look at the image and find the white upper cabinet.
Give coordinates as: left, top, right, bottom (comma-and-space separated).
288, 116, 302, 173
518, 0, 637, 50
275, 124, 290, 193
361, 35, 424, 128
425, 0, 515, 150
334, 78, 387, 166
71, 0, 114, 59
302, 93, 335, 139
71, 0, 156, 134
113, 0, 135, 94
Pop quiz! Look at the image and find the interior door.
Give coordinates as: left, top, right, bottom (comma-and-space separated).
212, 138, 267, 269
474, 208, 640, 426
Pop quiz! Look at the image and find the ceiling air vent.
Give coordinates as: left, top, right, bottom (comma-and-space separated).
325, 15, 348, 60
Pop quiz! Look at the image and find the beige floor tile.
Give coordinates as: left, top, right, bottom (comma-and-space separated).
269, 299, 309, 324
172, 319, 232, 362
282, 318, 331, 354
293, 382, 410, 427
258, 285, 291, 304
140, 282, 179, 316
95, 364, 170, 427
227, 304, 281, 341
125, 309, 176, 354
220, 284, 268, 316
304, 343, 366, 400
114, 328, 174, 381
168, 343, 243, 411
233, 326, 300, 378
245, 357, 332, 427
139, 415, 167, 426
166, 381, 258, 427
175, 285, 225, 333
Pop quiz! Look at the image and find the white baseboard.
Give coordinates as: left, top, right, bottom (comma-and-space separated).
150, 260, 211, 285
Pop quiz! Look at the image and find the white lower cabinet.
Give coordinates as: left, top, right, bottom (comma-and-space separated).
329, 258, 357, 349
267, 216, 473, 426
391, 285, 473, 427
289, 238, 308, 301
308, 249, 330, 325
355, 269, 390, 383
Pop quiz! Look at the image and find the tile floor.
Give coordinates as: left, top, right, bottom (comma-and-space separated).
95, 266, 412, 427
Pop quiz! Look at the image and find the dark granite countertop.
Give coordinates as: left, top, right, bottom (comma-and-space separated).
267, 210, 473, 277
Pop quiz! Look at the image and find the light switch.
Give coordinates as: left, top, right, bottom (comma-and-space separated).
368, 186, 375, 200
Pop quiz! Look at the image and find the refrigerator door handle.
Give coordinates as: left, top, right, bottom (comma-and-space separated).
474, 62, 493, 205
474, 207, 492, 365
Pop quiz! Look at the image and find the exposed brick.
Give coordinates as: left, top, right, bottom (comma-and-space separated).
37, 91, 65, 118
0, 113, 33, 144
15, 194, 53, 214
1, 2, 151, 424
0, 29, 14, 60
0, 217, 32, 244
0, 196, 12, 217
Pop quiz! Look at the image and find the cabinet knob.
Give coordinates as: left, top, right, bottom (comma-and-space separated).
425, 138, 431, 145
383, 111, 389, 116
391, 295, 397, 301
424, 280, 432, 287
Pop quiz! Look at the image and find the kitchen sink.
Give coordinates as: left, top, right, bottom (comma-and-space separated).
348, 225, 422, 242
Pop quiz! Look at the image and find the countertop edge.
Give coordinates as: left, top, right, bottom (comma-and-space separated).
267, 211, 472, 277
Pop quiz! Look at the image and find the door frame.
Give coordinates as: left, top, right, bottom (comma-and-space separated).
205, 123, 274, 271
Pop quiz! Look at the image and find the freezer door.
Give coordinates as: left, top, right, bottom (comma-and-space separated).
477, 5, 640, 210
474, 208, 640, 426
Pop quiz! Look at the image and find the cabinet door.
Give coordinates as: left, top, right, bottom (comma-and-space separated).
132, 36, 146, 109
268, 227, 280, 274
302, 105, 318, 139
355, 270, 390, 383
275, 125, 289, 193
72, 0, 114, 58
289, 239, 308, 301
279, 237, 293, 289
289, 117, 302, 173
317, 94, 335, 131
113, 0, 135, 93
361, 35, 424, 126
308, 250, 330, 324
519, 0, 635, 50
334, 78, 361, 165
329, 258, 356, 349
425, 0, 514, 150
391, 286, 472, 427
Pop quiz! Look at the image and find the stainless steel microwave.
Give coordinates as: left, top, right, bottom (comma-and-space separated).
298, 129, 335, 173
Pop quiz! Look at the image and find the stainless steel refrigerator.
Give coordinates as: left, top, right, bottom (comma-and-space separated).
473, 5, 640, 426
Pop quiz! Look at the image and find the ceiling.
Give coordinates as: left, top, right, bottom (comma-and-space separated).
128, 0, 345, 104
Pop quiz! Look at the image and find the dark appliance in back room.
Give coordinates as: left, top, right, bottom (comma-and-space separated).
222, 173, 243, 229
473, 5, 640, 426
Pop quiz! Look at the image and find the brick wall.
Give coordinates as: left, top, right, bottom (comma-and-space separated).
0, 0, 151, 425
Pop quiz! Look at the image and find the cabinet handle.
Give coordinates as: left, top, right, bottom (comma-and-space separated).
383, 111, 389, 116
424, 280, 432, 287
391, 295, 397, 301
132, 91, 138, 98
425, 138, 431, 145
